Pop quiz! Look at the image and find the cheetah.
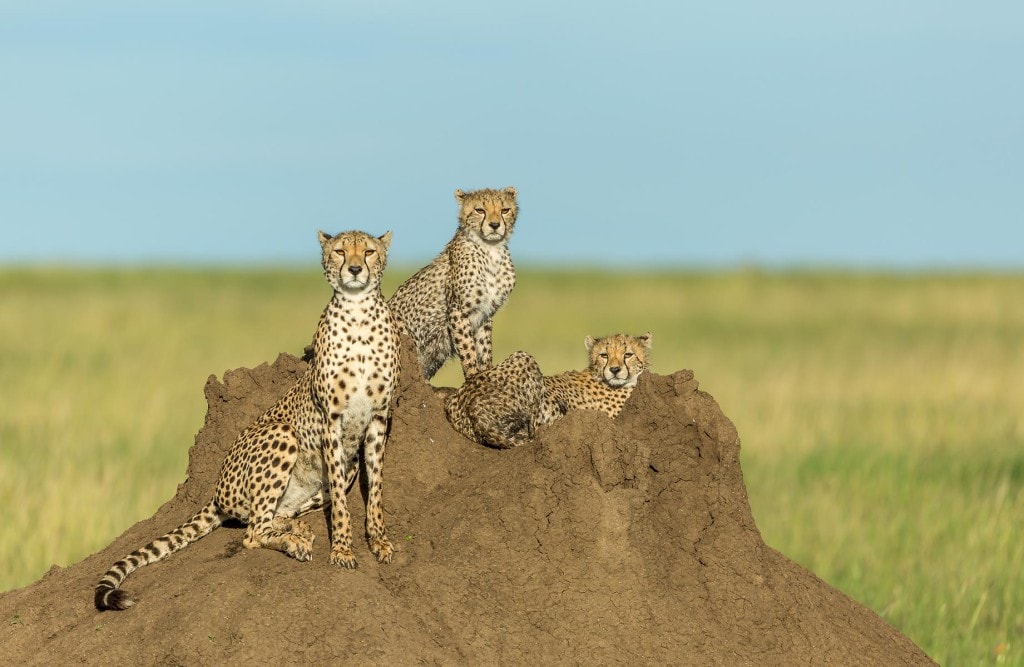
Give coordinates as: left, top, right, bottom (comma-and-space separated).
95, 229, 401, 611
444, 351, 544, 449
389, 187, 518, 380
538, 332, 653, 425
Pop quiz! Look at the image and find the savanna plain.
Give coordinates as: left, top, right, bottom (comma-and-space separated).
1, 266, 1021, 665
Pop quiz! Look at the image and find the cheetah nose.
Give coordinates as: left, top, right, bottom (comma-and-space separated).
488, 222, 501, 230
348, 265, 363, 276
610, 366, 622, 375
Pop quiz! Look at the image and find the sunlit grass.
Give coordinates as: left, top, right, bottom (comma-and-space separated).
1, 266, 1022, 665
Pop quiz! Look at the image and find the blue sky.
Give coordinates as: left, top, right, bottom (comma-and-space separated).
1, 1, 1021, 268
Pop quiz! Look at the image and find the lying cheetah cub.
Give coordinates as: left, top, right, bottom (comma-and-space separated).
389, 187, 518, 380
444, 351, 544, 449
538, 332, 653, 425
95, 230, 401, 611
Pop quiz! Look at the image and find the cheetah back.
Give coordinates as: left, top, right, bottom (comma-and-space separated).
445, 350, 544, 449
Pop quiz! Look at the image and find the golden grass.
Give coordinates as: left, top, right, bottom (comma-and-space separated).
1, 267, 1021, 664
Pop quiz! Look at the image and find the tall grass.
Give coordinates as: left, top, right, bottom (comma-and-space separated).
1, 266, 1021, 664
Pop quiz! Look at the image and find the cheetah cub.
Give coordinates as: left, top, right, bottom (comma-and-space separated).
389, 187, 518, 380
444, 351, 544, 449
538, 332, 653, 426
95, 230, 401, 611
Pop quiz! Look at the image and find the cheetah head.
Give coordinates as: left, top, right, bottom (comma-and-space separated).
318, 229, 392, 294
455, 186, 518, 244
585, 332, 653, 388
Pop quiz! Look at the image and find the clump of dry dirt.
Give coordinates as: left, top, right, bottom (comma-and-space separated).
0, 339, 934, 664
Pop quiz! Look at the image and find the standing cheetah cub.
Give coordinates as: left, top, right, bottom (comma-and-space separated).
444, 351, 544, 449
389, 187, 518, 380
95, 230, 401, 611
538, 332, 653, 425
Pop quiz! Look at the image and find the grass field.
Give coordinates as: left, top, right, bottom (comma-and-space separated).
1, 266, 1022, 664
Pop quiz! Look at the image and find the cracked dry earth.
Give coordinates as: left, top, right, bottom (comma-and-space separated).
0, 339, 934, 664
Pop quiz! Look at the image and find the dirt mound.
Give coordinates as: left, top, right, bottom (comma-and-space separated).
0, 339, 933, 664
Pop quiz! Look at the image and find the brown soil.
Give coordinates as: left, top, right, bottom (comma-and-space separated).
0, 339, 934, 665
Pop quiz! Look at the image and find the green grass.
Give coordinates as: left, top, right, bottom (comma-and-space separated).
2, 266, 1022, 665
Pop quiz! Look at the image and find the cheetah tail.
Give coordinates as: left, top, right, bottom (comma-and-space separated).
94, 500, 224, 611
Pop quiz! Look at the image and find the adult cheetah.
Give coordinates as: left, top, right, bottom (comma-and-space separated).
389, 187, 518, 380
444, 350, 544, 449
95, 229, 401, 611
538, 332, 653, 425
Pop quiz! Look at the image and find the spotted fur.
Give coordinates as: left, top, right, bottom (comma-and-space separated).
538, 332, 653, 425
444, 351, 544, 449
95, 229, 401, 611
389, 187, 518, 380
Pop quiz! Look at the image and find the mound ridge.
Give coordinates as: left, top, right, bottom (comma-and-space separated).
0, 339, 933, 664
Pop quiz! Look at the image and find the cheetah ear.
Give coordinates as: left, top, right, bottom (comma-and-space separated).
638, 331, 653, 349
503, 186, 517, 197
377, 230, 393, 249
584, 335, 596, 352
317, 230, 333, 248
454, 189, 466, 201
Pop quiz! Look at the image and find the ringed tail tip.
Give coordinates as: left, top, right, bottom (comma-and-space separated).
95, 585, 134, 611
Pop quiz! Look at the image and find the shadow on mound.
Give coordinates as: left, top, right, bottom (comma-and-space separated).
0, 339, 934, 664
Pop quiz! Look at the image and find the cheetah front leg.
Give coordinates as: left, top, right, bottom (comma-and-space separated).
473, 319, 494, 370
362, 411, 394, 564
449, 307, 483, 378
322, 424, 360, 568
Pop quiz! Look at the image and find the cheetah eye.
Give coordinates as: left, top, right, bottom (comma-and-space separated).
365, 249, 375, 257
624, 352, 634, 358
474, 207, 486, 214
598, 353, 608, 359
333, 249, 345, 257
501, 207, 511, 214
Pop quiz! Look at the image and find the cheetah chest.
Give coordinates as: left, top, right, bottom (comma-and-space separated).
335, 335, 394, 412
316, 307, 397, 418
470, 247, 513, 323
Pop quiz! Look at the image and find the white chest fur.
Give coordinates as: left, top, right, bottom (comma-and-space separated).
473, 242, 513, 320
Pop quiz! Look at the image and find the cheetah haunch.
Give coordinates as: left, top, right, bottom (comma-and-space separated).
95, 229, 401, 611
444, 351, 544, 449
539, 332, 653, 425
389, 187, 518, 380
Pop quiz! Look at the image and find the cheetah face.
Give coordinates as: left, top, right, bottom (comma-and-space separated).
455, 187, 518, 244
318, 229, 392, 294
585, 332, 653, 388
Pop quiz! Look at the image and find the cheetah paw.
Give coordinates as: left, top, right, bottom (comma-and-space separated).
329, 545, 358, 569
369, 535, 394, 564
285, 534, 314, 562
